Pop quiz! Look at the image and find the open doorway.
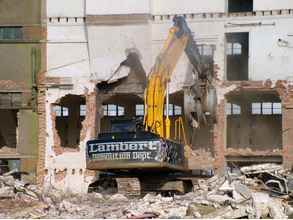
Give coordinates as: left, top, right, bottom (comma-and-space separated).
228, 0, 253, 13
226, 32, 249, 81
0, 109, 18, 154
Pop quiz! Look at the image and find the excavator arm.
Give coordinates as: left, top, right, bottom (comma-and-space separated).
144, 16, 216, 139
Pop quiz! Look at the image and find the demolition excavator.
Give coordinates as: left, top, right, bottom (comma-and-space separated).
86, 16, 217, 195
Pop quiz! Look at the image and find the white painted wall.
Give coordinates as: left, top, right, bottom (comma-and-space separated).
87, 23, 152, 81
250, 18, 293, 81
86, 0, 151, 15
151, 0, 226, 15
47, 0, 85, 17
47, 43, 90, 78
47, 24, 91, 78
254, 0, 293, 11
48, 25, 87, 43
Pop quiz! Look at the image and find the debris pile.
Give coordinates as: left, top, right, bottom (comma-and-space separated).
0, 163, 292, 218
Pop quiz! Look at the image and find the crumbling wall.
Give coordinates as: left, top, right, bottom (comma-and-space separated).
43, 79, 97, 193
41, 2, 293, 191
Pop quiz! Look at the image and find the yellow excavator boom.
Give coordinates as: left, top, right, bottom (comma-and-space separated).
144, 24, 189, 138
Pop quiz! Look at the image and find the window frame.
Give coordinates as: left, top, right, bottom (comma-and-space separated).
54, 105, 69, 117
102, 104, 125, 117
0, 26, 23, 40
227, 42, 242, 55
251, 102, 282, 115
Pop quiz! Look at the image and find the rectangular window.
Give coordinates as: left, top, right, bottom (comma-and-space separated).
54, 106, 62, 117
226, 103, 241, 115
108, 104, 117, 116
164, 104, 174, 116
262, 102, 272, 115
251, 103, 261, 115
102, 104, 125, 117
103, 105, 107, 116
251, 102, 282, 115
135, 104, 144, 116
174, 105, 182, 116
198, 45, 215, 57
227, 43, 242, 55
0, 27, 23, 40
54, 105, 69, 117
62, 107, 69, 117
80, 105, 86, 116
118, 106, 125, 116
273, 103, 282, 115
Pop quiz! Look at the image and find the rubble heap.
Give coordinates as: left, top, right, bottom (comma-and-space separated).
0, 164, 293, 219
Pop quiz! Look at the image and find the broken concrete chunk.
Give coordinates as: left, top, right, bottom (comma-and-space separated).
95, 193, 104, 201
197, 179, 209, 191
285, 204, 293, 217
203, 206, 233, 218
268, 199, 287, 219
109, 193, 128, 202
232, 190, 245, 202
223, 206, 248, 219
186, 203, 202, 218
0, 186, 14, 198
241, 163, 283, 175
207, 194, 234, 205
233, 182, 251, 200
142, 193, 156, 202
218, 180, 233, 193
252, 192, 271, 218
166, 206, 187, 219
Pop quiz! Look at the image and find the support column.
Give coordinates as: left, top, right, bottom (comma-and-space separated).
213, 99, 226, 174
282, 94, 293, 170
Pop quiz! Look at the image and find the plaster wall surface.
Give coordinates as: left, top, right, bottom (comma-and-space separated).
254, 0, 293, 11
47, 23, 90, 78
152, 15, 293, 87
249, 17, 293, 81
87, 24, 152, 81
151, 0, 226, 15
46, 20, 95, 193
86, 0, 151, 15
47, 0, 85, 17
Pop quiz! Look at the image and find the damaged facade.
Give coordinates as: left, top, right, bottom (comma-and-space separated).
0, 0, 45, 183
1, 0, 293, 193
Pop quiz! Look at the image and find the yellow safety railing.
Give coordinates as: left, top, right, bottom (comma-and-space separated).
174, 116, 187, 145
